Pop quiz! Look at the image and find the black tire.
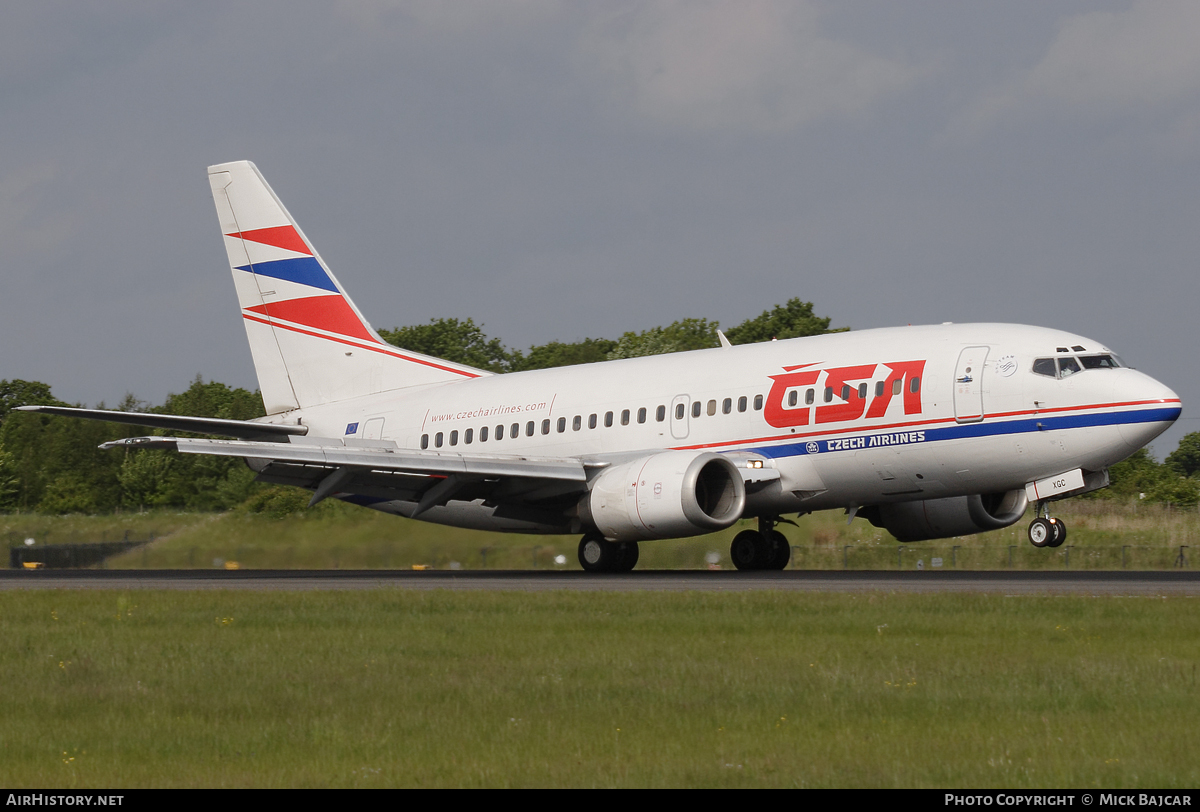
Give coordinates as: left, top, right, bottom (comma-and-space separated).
764, 530, 791, 570
730, 529, 765, 570
1048, 519, 1067, 548
613, 541, 640, 572
578, 534, 618, 572
1028, 518, 1053, 548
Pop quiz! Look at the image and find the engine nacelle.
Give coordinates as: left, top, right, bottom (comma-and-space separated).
863, 489, 1029, 542
581, 450, 746, 542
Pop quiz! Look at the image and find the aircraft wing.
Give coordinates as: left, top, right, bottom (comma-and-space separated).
99, 435, 595, 517
15, 405, 306, 442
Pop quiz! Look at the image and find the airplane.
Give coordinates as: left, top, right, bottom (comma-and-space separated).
19, 161, 1182, 572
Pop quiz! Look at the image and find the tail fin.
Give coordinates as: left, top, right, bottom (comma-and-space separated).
207, 161, 486, 414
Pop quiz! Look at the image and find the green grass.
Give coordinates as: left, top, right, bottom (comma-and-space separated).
4, 497, 1198, 570
1, 590, 1197, 788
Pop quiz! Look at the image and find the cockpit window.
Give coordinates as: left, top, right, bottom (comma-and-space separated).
1032, 358, 1057, 377
1057, 357, 1081, 378
1034, 354, 1123, 379
1079, 354, 1121, 370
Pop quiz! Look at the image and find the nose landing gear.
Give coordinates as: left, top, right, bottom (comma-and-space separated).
730, 517, 792, 571
1028, 503, 1067, 548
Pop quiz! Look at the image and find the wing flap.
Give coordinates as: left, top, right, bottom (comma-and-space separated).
100, 435, 589, 482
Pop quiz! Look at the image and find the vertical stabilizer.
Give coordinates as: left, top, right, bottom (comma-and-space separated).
208, 161, 487, 414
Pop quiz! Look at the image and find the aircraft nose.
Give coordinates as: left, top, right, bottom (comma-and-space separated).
1115, 370, 1181, 451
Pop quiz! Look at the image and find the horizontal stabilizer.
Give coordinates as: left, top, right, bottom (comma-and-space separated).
16, 406, 306, 442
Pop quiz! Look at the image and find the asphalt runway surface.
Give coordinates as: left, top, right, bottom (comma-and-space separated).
1, 569, 1198, 595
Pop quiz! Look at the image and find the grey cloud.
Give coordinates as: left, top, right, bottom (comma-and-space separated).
960, 0, 1200, 135
579, 0, 933, 132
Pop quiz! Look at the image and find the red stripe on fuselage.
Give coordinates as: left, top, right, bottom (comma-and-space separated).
242, 313, 482, 378
227, 225, 312, 255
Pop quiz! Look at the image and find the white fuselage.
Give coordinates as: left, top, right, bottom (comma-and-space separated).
262, 323, 1179, 531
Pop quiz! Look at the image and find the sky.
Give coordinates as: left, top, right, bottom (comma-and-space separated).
2, 1, 1198, 455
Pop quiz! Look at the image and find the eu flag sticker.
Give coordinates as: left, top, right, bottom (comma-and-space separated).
345, 422, 359, 435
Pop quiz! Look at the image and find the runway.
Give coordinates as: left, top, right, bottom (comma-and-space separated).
2, 569, 1198, 595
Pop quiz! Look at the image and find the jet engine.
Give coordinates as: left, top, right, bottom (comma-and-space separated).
862, 489, 1029, 542
580, 450, 746, 542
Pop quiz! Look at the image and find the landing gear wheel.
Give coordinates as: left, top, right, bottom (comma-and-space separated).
764, 530, 791, 570
578, 534, 639, 573
731, 530, 767, 571
1028, 518, 1054, 548
614, 541, 640, 572
1047, 519, 1067, 548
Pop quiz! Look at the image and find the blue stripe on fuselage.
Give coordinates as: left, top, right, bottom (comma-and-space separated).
749, 406, 1181, 459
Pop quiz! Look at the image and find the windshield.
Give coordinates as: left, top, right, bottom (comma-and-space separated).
1032, 353, 1123, 379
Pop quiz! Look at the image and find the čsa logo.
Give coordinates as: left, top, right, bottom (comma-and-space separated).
765, 360, 926, 429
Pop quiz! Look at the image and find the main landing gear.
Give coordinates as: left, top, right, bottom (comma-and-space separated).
730, 517, 792, 571
578, 533, 640, 573
1028, 503, 1067, 549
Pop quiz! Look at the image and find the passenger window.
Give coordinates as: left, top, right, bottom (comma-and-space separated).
573, 415, 582, 431
656, 405, 666, 422
450, 430, 459, 446
910, 377, 921, 393
589, 414, 597, 429
421, 434, 429, 449
805, 388, 815, 405
840, 385, 850, 401
738, 396, 747, 412
541, 419, 551, 435
435, 432, 443, 448
496, 425, 504, 440
512, 423, 521, 438
675, 403, 685, 420
824, 387, 833, 403
858, 383, 868, 399
464, 428, 473, 444
788, 390, 798, 407
605, 411, 613, 427
722, 398, 732, 414
876, 381, 885, 398
525, 421, 534, 437
707, 400, 717, 416
638, 408, 647, 424
480, 426, 489, 442
621, 409, 630, 425
893, 378, 902, 395
754, 395, 763, 410
692, 401, 701, 418
1057, 358, 1081, 378
557, 417, 566, 433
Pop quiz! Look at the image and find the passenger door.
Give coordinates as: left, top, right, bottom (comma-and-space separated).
953, 346, 988, 424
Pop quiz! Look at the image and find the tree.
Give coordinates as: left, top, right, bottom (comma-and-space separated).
0, 443, 17, 511
512, 338, 618, 371
1165, 432, 1200, 478
1103, 448, 1161, 499
0, 379, 64, 423
723, 298, 846, 345
118, 451, 173, 511
156, 375, 264, 421
151, 377, 267, 510
606, 318, 721, 360
379, 318, 512, 373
